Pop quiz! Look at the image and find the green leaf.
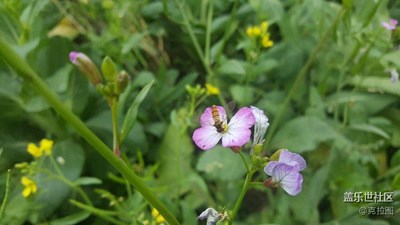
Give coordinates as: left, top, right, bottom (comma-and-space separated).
121, 33, 148, 54
348, 124, 390, 139
120, 80, 154, 142
248, 0, 284, 23
156, 108, 195, 196
271, 116, 337, 152
392, 128, 400, 147
24, 96, 50, 112
380, 51, 400, 67
349, 76, 400, 97
49, 211, 90, 225
196, 146, 247, 181
35, 139, 85, 218
73, 177, 102, 186
0, 72, 22, 98
218, 59, 246, 77
326, 91, 397, 115
156, 72, 198, 108
390, 149, 400, 168
46, 65, 72, 93
393, 173, 400, 189
230, 85, 254, 106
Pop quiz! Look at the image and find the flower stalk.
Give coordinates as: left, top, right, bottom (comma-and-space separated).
229, 170, 255, 224
110, 97, 121, 157
0, 35, 180, 225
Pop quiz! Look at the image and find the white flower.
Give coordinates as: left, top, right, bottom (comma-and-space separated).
250, 106, 269, 147
390, 69, 399, 83
197, 208, 221, 225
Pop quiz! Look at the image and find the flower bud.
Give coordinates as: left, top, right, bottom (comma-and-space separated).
115, 71, 130, 94
69, 51, 102, 85
230, 146, 241, 153
14, 162, 28, 169
97, 83, 113, 97
253, 143, 263, 155
269, 149, 282, 161
101, 56, 118, 82
263, 177, 278, 189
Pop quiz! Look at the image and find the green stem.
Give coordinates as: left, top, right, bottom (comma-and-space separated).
110, 98, 121, 157
264, 7, 346, 150
39, 167, 93, 206
175, 0, 214, 77
0, 36, 180, 225
69, 200, 125, 225
0, 169, 11, 221
49, 155, 66, 177
229, 170, 254, 224
238, 152, 250, 173
204, 0, 213, 68
48, 156, 93, 206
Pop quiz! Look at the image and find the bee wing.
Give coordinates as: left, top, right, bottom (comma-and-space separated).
227, 101, 237, 113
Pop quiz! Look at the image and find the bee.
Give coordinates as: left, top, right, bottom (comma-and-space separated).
211, 105, 226, 133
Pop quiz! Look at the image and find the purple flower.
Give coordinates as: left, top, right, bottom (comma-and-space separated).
192, 106, 255, 150
264, 150, 306, 196
382, 19, 398, 30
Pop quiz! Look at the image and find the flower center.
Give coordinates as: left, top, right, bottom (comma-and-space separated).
215, 121, 228, 133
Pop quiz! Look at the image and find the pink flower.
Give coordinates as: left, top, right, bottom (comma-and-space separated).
382, 19, 398, 30
192, 106, 255, 150
264, 150, 306, 196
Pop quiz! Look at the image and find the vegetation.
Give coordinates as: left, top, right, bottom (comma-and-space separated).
0, 0, 399, 224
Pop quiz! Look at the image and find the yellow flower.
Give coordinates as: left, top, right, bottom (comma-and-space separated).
27, 138, 54, 158
27, 143, 42, 158
246, 27, 254, 37
260, 21, 269, 33
151, 208, 166, 224
205, 83, 220, 96
40, 139, 53, 155
21, 176, 37, 198
261, 35, 274, 48
246, 26, 261, 37
252, 26, 261, 36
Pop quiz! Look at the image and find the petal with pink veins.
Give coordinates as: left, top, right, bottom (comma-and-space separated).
228, 107, 255, 130
192, 126, 222, 150
221, 126, 252, 147
271, 164, 303, 196
279, 150, 307, 171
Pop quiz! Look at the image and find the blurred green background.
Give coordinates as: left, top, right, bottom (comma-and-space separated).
0, 0, 399, 224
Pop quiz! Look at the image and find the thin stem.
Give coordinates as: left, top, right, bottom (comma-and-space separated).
0, 169, 11, 221
0, 35, 180, 225
213, 0, 239, 64
38, 166, 93, 206
204, 0, 213, 68
229, 170, 254, 224
48, 156, 93, 206
70, 200, 126, 225
110, 98, 121, 157
264, 8, 346, 150
49, 155, 65, 177
238, 152, 250, 173
175, 0, 214, 77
